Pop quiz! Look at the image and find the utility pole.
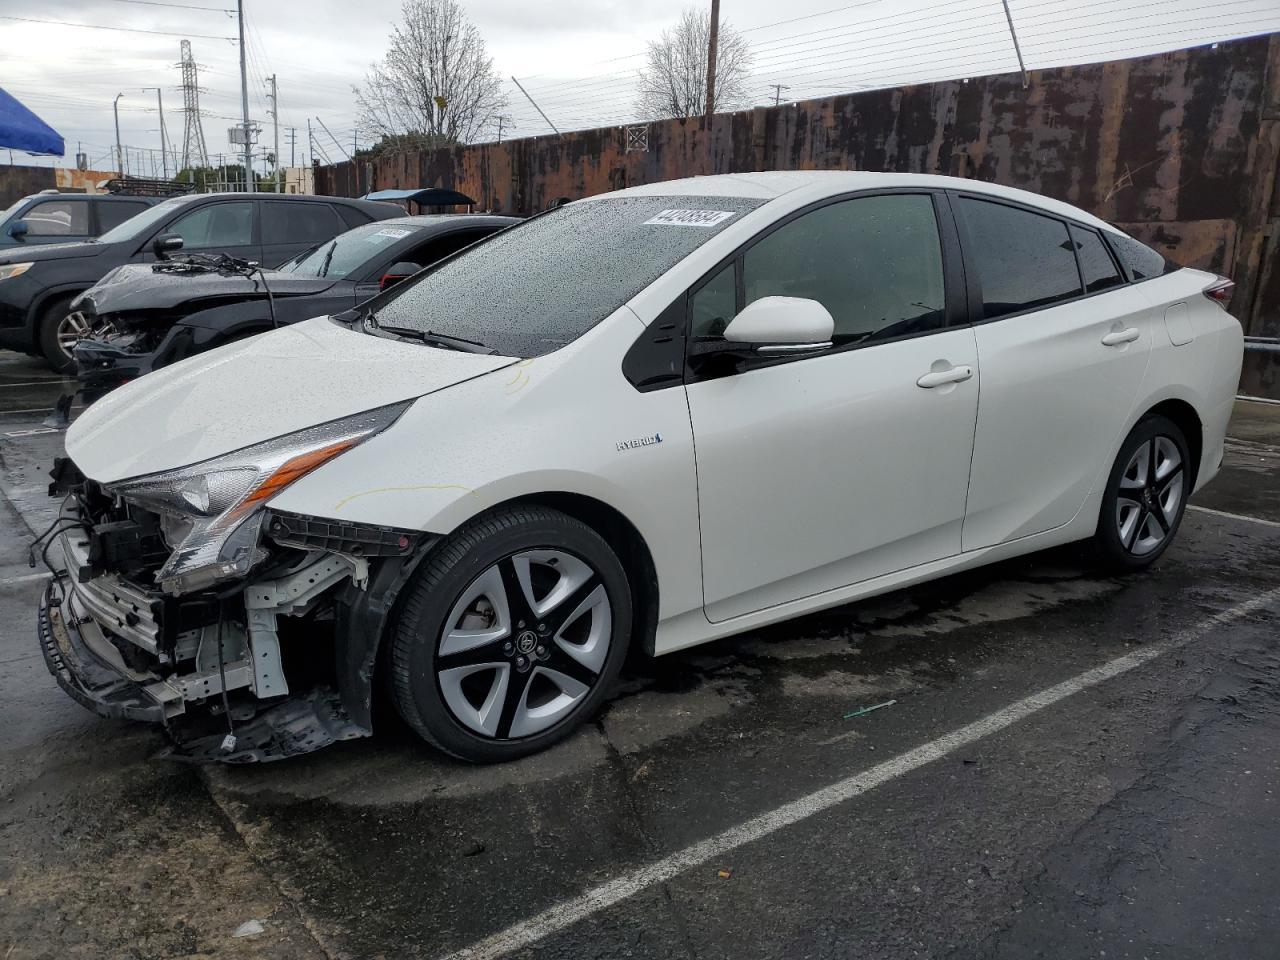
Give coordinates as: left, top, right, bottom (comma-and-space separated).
288, 126, 296, 167
143, 87, 170, 178
306, 118, 314, 169
237, 0, 254, 191
1000, 0, 1029, 90
704, 0, 720, 122
113, 93, 124, 177
265, 74, 280, 192
770, 83, 791, 107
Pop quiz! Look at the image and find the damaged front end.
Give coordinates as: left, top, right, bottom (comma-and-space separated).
71, 307, 196, 403
37, 402, 432, 762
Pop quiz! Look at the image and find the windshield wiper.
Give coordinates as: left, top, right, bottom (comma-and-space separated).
374, 323, 499, 355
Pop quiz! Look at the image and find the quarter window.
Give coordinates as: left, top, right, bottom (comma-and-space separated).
1070, 224, 1124, 294
690, 261, 737, 338
1108, 231, 1173, 281
738, 194, 946, 345
168, 202, 254, 249
959, 197, 1082, 320
23, 199, 89, 236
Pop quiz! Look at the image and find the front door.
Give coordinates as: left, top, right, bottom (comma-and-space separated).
685, 192, 980, 622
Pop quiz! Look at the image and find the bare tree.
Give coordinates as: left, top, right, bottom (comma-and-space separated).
636, 7, 753, 119
356, 0, 506, 147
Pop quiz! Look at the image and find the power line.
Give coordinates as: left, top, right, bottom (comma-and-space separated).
0, 15, 236, 40
94, 0, 233, 11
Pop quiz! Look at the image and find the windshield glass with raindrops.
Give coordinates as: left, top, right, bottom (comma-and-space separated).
368, 195, 764, 357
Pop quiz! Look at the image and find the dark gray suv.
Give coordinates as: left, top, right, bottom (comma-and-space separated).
0, 191, 162, 248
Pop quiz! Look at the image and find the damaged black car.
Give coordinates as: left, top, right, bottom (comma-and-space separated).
70, 214, 517, 399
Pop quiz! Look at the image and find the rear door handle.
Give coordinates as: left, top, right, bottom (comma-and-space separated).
1101, 327, 1140, 346
916, 365, 973, 389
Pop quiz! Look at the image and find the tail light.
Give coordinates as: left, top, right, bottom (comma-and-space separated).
1202, 278, 1234, 309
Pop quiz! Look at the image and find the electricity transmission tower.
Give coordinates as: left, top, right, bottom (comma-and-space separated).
178, 40, 210, 170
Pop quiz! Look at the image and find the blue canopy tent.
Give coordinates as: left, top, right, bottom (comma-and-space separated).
0, 86, 64, 156
361, 187, 475, 212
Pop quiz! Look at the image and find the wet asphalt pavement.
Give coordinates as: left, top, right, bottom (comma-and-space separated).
1, 350, 1278, 960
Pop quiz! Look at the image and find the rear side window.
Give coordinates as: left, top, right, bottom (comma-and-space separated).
96, 200, 150, 233
404, 228, 492, 268
23, 199, 89, 236
739, 193, 946, 345
1108, 231, 1175, 281
262, 201, 342, 244
1070, 225, 1124, 293
959, 197, 1082, 320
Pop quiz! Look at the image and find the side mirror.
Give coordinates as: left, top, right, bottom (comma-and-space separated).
379, 261, 420, 291
691, 296, 835, 363
6, 219, 28, 240
152, 233, 184, 258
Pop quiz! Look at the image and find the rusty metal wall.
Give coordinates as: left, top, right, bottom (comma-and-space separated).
317, 35, 1280, 352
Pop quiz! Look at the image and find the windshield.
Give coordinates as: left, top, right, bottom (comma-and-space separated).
286, 222, 421, 279
370, 195, 764, 357
95, 196, 191, 244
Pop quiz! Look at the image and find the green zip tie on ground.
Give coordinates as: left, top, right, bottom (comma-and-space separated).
843, 699, 897, 720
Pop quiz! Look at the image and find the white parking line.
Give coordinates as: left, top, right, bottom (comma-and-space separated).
0, 571, 51, 586
442, 588, 1280, 960
1188, 505, 1280, 529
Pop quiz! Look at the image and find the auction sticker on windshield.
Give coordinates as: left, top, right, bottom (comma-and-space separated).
370, 227, 413, 241
643, 209, 737, 227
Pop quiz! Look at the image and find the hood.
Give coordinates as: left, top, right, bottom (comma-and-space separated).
66, 315, 517, 483
75, 262, 336, 315
0, 239, 107, 264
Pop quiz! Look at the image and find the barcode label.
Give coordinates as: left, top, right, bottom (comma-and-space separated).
643, 209, 737, 227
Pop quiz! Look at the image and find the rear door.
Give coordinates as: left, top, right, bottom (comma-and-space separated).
260, 200, 346, 267
955, 194, 1154, 550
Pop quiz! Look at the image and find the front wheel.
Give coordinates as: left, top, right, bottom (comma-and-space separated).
1094, 414, 1191, 571
390, 506, 632, 762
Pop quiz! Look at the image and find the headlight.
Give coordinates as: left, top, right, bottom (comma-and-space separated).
108, 402, 409, 594
0, 262, 33, 281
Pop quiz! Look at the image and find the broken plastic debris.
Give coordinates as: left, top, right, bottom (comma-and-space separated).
717, 869, 733, 879
232, 919, 265, 938
842, 699, 897, 720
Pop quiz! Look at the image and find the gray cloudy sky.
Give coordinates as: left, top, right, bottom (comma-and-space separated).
3, 0, 1278, 173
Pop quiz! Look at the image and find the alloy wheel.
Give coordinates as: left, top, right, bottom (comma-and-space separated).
435, 549, 612, 740
1115, 435, 1184, 556
55, 311, 114, 359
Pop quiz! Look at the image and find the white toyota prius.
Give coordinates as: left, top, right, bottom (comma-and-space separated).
40, 172, 1243, 763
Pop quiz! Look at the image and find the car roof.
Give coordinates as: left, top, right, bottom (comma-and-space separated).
378, 214, 522, 230
597, 171, 1118, 235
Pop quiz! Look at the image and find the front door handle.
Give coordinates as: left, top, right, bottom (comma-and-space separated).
916, 364, 973, 389
1101, 327, 1140, 346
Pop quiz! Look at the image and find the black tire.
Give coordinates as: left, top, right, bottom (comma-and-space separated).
390, 505, 633, 762
37, 296, 79, 373
1094, 414, 1191, 572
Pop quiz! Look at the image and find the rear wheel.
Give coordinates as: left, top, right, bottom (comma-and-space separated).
390, 506, 632, 762
1094, 414, 1190, 571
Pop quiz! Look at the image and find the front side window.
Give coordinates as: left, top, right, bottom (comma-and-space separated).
371, 195, 763, 357
959, 197, 1082, 320
23, 199, 89, 236
1070, 224, 1124, 293
168, 201, 254, 249
262, 201, 341, 245
733, 193, 946, 345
